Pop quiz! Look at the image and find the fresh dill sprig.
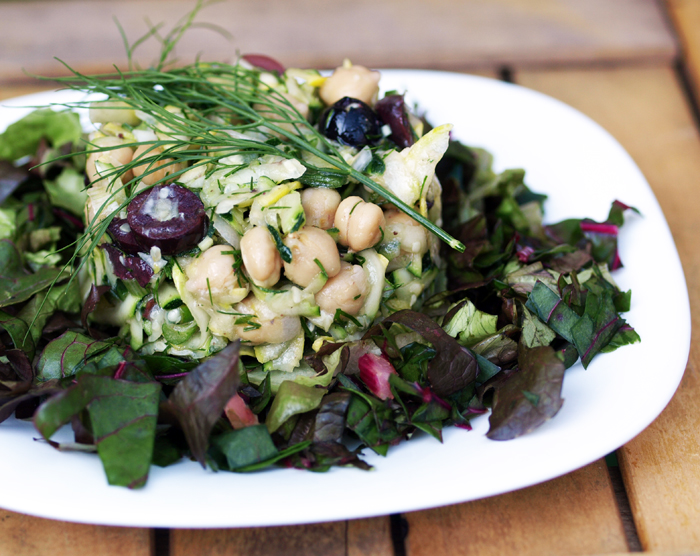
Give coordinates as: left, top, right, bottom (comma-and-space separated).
49, 61, 465, 259
24, 2, 465, 345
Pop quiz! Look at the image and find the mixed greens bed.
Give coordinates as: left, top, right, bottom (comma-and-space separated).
0, 48, 640, 488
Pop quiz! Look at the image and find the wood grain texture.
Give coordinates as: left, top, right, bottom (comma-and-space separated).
0, 0, 677, 82
0, 510, 153, 556
667, 0, 700, 107
404, 459, 628, 556
170, 517, 392, 556
516, 66, 700, 553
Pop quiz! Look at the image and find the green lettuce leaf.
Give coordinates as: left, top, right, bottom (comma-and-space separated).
44, 167, 88, 217
0, 109, 81, 162
442, 298, 498, 346
265, 380, 325, 434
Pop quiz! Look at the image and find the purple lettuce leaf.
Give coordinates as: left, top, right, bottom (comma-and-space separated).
313, 392, 351, 443
0, 380, 61, 423
0, 160, 28, 204
486, 344, 566, 440
165, 341, 241, 466
81, 284, 112, 331
365, 310, 478, 397
287, 441, 372, 472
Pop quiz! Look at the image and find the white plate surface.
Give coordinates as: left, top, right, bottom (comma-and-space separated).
0, 71, 690, 528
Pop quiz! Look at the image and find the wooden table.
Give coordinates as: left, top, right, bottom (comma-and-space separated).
1, 1, 699, 554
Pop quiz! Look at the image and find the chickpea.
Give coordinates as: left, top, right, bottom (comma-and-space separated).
383, 209, 428, 255
240, 226, 282, 288
89, 100, 141, 126
131, 144, 185, 186
185, 245, 249, 305
335, 196, 385, 252
301, 188, 341, 229
282, 226, 340, 287
85, 136, 134, 185
320, 63, 380, 106
315, 262, 368, 316
232, 294, 301, 345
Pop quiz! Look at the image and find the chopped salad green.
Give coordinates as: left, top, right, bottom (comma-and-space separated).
0, 51, 640, 488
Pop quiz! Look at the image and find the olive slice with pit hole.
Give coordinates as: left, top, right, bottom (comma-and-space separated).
126, 184, 208, 256
107, 217, 141, 254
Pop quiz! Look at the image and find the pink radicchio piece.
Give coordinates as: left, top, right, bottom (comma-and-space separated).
241, 54, 285, 75
358, 353, 397, 400
224, 393, 259, 429
580, 222, 619, 235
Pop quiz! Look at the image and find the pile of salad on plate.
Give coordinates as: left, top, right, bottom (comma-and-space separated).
0, 51, 640, 488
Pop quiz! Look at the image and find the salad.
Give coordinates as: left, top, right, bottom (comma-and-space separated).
0, 50, 640, 488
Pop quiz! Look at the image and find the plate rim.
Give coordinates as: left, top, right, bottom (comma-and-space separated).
0, 69, 690, 528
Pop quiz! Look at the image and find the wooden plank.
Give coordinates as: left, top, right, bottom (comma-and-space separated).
0, 509, 153, 556
667, 0, 700, 107
516, 65, 700, 553
171, 517, 393, 556
404, 460, 628, 556
0, 0, 677, 82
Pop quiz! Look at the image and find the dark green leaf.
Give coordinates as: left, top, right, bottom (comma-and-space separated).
267, 224, 292, 263
395, 342, 435, 383
571, 290, 624, 368
298, 165, 349, 188
211, 424, 278, 470
345, 394, 403, 453
36, 331, 115, 382
525, 281, 579, 343
0, 239, 65, 307
34, 374, 161, 488
600, 326, 641, 353
0, 309, 34, 359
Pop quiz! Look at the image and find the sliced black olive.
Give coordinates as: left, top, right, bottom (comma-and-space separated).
107, 217, 141, 254
320, 97, 381, 148
102, 244, 153, 287
127, 184, 208, 256
375, 94, 414, 149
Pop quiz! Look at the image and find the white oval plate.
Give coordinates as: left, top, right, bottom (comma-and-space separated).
0, 71, 690, 528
